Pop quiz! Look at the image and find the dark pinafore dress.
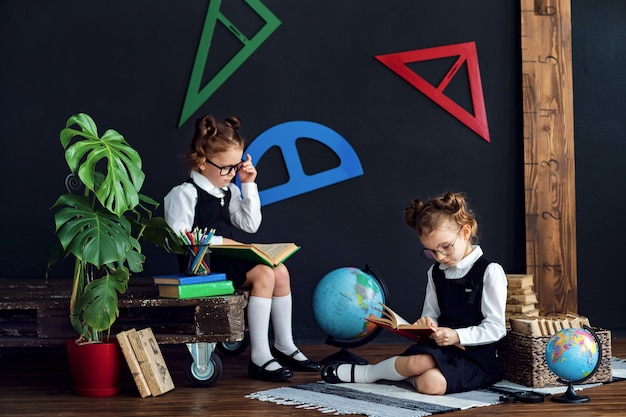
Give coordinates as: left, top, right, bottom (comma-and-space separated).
178, 180, 258, 286
400, 256, 502, 394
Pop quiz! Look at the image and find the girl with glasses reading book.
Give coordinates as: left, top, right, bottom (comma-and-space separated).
321, 192, 507, 395
164, 115, 320, 382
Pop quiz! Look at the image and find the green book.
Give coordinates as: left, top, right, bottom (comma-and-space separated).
157, 280, 235, 299
209, 243, 300, 267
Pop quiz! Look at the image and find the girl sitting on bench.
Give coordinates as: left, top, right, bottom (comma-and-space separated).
164, 114, 320, 382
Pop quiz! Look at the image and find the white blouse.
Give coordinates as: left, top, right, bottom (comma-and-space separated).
420, 246, 508, 346
163, 170, 262, 245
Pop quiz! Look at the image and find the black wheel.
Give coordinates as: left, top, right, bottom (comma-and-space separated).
184, 351, 223, 387
217, 332, 250, 356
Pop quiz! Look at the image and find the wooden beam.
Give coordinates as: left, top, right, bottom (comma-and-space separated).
520, 0, 577, 314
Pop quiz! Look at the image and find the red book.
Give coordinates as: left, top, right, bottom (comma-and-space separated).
366, 303, 435, 343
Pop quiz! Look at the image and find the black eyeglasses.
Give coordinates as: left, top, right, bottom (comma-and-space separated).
421, 227, 463, 260
205, 159, 243, 176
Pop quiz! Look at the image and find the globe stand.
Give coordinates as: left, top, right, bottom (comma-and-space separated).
551, 381, 589, 403
320, 340, 368, 365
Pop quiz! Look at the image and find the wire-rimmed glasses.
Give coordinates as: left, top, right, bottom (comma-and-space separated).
421, 227, 463, 260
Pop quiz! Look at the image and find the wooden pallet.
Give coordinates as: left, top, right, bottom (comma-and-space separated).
0, 277, 247, 347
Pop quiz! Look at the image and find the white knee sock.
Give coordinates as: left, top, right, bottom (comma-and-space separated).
337, 357, 404, 383
247, 296, 280, 371
270, 294, 307, 361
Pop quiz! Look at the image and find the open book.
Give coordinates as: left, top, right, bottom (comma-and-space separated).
366, 303, 435, 343
209, 243, 300, 267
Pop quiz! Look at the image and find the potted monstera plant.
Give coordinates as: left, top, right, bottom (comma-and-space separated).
48, 113, 181, 396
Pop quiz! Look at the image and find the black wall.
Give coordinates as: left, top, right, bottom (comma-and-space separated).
571, 1, 626, 335
1, 1, 623, 342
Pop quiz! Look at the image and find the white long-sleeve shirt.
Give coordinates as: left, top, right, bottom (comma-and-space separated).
421, 246, 508, 346
163, 170, 262, 245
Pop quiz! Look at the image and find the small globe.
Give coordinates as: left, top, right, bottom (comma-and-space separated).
545, 327, 600, 382
312, 266, 386, 341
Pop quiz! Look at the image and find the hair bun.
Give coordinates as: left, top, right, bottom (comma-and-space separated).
223, 116, 240, 130
196, 115, 217, 137
404, 198, 424, 229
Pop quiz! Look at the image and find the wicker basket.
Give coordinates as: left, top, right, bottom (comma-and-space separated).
497, 327, 612, 388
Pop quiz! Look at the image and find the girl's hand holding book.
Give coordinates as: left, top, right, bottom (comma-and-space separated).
414, 316, 437, 328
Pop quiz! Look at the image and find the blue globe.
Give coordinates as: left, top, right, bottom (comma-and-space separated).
312, 267, 386, 341
545, 327, 600, 382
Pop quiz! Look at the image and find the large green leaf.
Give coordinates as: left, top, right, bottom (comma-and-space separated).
80, 268, 129, 332
60, 113, 144, 217
60, 113, 99, 147
52, 194, 136, 268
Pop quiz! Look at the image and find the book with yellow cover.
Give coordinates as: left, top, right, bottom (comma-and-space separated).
117, 329, 151, 398
366, 303, 435, 343
209, 243, 300, 267
117, 328, 174, 397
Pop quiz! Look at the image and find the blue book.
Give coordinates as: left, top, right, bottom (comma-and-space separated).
153, 272, 227, 286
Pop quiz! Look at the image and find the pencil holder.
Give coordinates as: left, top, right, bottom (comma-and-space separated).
184, 244, 211, 275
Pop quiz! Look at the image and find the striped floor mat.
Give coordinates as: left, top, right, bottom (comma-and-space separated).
246, 357, 626, 417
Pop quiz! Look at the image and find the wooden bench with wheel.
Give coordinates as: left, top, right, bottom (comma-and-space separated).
0, 277, 248, 387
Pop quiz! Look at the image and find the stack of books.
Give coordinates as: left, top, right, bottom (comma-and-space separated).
509, 312, 591, 337
505, 274, 540, 322
153, 272, 235, 299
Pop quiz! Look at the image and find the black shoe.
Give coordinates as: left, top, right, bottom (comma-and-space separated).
321, 362, 355, 384
248, 359, 293, 382
271, 347, 321, 372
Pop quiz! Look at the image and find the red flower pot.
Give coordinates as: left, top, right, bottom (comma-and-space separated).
66, 339, 122, 397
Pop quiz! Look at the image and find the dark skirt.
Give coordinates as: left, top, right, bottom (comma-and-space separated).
209, 254, 258, 287
401, 341, 501, 394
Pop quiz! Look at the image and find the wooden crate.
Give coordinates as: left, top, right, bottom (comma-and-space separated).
498, 328, 612, 388
0, 278, 247, 347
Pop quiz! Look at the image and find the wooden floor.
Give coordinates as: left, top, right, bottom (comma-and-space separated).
1, 339, 625, 417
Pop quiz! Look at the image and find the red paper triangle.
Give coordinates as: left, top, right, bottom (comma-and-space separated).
375, 42, 490, 142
